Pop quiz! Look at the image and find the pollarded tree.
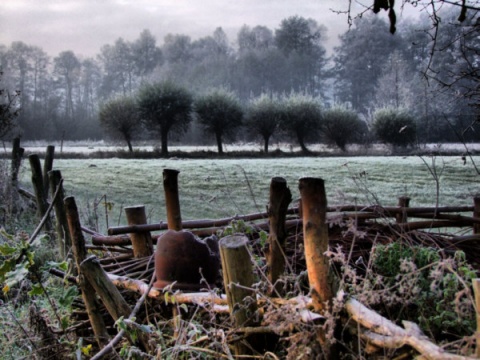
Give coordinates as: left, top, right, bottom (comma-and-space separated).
373, 107, 416, 148
194, 88, 243, 154
280, 92, 322, 154
137, 81, 193, 157
99, 97, 139, 152
321, 106, 366, 151
244, 93, 283, 153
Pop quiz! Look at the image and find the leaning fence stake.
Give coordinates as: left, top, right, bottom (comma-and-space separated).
163, 168, 182, 230
43, 145, 55, 200
65, 196, 109, 348
28, 154, 51, 232
49, 170, 71, 258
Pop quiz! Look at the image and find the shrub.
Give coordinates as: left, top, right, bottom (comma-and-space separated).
280, 92, 322, 153
373, 107, 416, 147
194, 88, 243, 154
244, 94, 283, 154
321, 106, 367, 151
137, 81, 193, 157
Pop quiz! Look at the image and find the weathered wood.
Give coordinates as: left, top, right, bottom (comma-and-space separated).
49, 170, 71, 258
80, 255, 133, 323
396, 196, 410, 223
43, 145, 55, 200
64, 196, 109, 347
92, 234, 133, 246
266, 177, 292, 294
397, 219, 472, 231
80, 255, 150, 352
107, 204, 474, 236
474, 197, 480, 234
473, 279, 480, 358
28, 154, 51, 232
124, 205, 153, 257
298, 177, 334, 312
345, 296, 475, 360
219, 235, 259, 356
163, 168, 182, 230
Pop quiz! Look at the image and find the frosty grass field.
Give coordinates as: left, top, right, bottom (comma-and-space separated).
18, 154, 480, 234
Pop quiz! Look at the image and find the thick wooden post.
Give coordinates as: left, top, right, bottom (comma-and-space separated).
28, 154, 51, 231
124, 205, 153, 258
163, 168, 182, 230
266, 177, 292, 293
219, 235, 258, 356
49, 170, 71, 258
474, 197, 480, 234
396, 196, 410, 224
298, 177, 333, 311
64, 196, 109, 348
43, 145, 55, 200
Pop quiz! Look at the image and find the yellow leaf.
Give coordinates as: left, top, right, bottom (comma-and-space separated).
81, 344, 92, 356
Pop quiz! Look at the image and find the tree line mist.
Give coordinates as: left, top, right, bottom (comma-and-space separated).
0, 10, 478, 146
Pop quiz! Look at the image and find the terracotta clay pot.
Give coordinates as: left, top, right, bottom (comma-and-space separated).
154, 230, 220, 290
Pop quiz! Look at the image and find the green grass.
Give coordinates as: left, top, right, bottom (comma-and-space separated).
18, 155, 480, 234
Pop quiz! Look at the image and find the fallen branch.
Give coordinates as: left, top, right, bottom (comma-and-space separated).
345, 295, 475, 360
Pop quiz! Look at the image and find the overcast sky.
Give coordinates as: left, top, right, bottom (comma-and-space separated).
0, 0, 416, 58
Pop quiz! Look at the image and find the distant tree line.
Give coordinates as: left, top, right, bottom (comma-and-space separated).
0, 9, 478, 149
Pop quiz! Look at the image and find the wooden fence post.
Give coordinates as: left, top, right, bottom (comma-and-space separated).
28, 154, 51, 232
298, 177, 334, 311
266, 177, 292, 294
163, 168, 182, 230
49, 170, 71, 258
43, 145, 55, 200
396, 196, 410, 224
124, 205, 153, 258
64, 196, 109, 348
219, 235, 258, 356
299, 177, 337, 357
473, 197, 480, 234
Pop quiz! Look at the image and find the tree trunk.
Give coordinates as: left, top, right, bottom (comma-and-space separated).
297, 133, 309, 154
160, 129, 169, 157
263, 135, 270, 154
215, 132, 223, 154
126, 137, 133, 153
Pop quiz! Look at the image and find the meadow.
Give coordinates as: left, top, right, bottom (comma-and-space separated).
19, 154, 480, 234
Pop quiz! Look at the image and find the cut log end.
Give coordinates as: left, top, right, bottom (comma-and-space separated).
219, 235, 249, 249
